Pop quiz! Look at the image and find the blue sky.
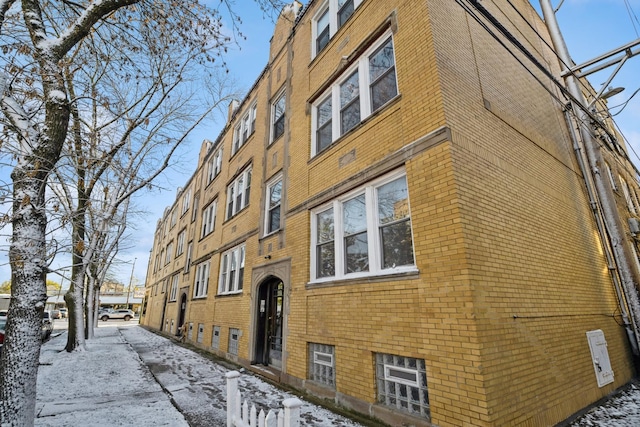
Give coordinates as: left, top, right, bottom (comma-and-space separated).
2, 0, 640, 288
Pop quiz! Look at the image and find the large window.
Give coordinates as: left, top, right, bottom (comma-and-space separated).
272, 92, 286, 141
207, 147, 223, 184
176, 229, 186, 257
311, 170, 414, 281
169, 274, 179, 301
184, 241, 193, 273
192, 194, 199, 223
233, 102, 257, 154
165, 242, 173, 265
181, 188, 191, 216
227, 167, 252, 219
265, 176, 283, 235
170, 209, 177, 228
193, 261, 210, 298
312, 33, 398, 156
376, 353, 429, 418
201, 200, 217, 238
312, 0, 363, 57
219, 244, 245, 295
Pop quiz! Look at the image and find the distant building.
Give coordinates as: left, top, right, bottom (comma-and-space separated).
141, 1, 640, 426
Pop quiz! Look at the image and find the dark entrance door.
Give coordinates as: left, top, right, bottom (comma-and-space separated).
177, 293, 187, 335
255, 279, 284, 368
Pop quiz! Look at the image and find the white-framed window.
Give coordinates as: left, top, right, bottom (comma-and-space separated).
272, 92, 286, 141
207, 147, 223, 184
233, 102, 257, 154
181, 188, 191, 215
308, 343, 336, 388
311, 33, 398, 156
165, 242, 173, 265
176, 229, 186, 256
201, 200, 217, 238
227, 167, 252, 219
375, 353, 429, 418
193, 260, 210, 298
218, 244, 245, 295
192, 194, 199, 223
184, 241, 193, 274
620, 176, 637, 214
170, 208, 177, 228
312, 0, 363, 57
265, 176, 283, 235
169, 274, 179, 301
311, 170, 415, 281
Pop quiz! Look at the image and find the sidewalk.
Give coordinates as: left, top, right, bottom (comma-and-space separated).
35, 322, 368, 426
35, 322, 640, 426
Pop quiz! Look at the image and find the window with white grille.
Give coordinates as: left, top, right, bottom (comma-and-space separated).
308, 343, 335, 388
197, 323, 204, 343
375, 353, 429, 418
169, 274, 179, 302
228, 328, 240, 355
218, 244, 245, 295
193, 261, 210, 298
212, 326, 221, 349
201, 200, 217, 238
227, 167, 252, 219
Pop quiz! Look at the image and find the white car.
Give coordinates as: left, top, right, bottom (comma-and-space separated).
99, 309, 135, 321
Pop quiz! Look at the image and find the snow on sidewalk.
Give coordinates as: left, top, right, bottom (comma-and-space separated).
35, 323, 640, 426
36, 325, 188, 426
35, 324, 364, 427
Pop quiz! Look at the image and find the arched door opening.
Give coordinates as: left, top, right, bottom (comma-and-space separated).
254, 278, 284, 369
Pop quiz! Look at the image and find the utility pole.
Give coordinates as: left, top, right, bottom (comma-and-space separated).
126, 258, 136, 309
540, 0, 640, 353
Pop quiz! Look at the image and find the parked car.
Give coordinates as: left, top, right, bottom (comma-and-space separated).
99, 309, 135, 321
41, 311, 52, 341
50, 310, 61, 319
59, 308, 67, 318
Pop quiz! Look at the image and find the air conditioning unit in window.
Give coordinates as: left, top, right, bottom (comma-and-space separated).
628, 217, 640, 235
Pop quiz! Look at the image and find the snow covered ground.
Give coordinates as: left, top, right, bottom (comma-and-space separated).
34, 320, 640, 426
35, 320, 365, 426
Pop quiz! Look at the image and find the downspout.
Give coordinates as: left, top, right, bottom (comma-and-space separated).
564, 111, 639, 355
541, 0, 640, 354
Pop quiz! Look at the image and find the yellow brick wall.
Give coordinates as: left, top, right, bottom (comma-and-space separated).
140, 1, 638, 426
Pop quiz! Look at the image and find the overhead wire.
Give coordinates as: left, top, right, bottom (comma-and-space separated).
458, 0, 638, 173
502, 0, 640, 171
624, 0, 640, 38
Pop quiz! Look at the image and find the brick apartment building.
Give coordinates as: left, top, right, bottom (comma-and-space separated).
141, 0, 640, 425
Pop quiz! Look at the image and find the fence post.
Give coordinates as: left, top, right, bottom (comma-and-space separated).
226, 371, 241, 427
282, 398, 303, 427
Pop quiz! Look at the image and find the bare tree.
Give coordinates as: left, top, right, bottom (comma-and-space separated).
0, 0, 277, 423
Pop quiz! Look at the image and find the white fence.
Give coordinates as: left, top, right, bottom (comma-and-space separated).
226, 370, 303, 427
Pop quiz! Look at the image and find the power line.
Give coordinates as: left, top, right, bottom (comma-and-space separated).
457, 0, 638, 172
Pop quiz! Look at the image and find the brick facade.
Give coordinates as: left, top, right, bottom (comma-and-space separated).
141, 1, 640, 425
